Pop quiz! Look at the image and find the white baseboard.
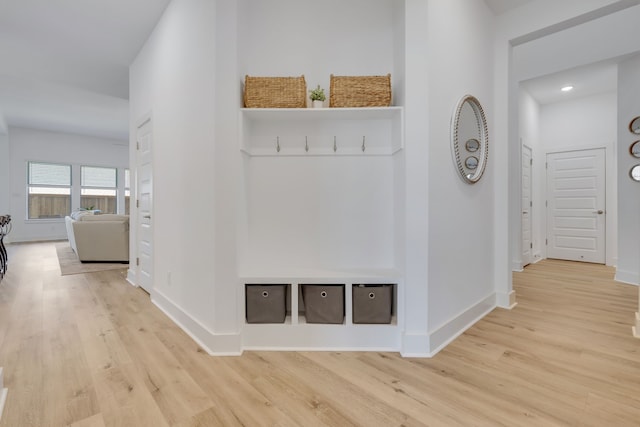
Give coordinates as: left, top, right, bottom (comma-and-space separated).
634, 312, 640, 339
8, 236, 67, 244
427, 293, 497, 357
152, 289, 242, 356
243, 323, 400, 353
0, 388, 6, 422
512, 259, 523, 272
614, 269, 640, 286
400, 332, 431, 357
496, 290, 517, 309
126, 269, 137, 287
0, 367, 7, 421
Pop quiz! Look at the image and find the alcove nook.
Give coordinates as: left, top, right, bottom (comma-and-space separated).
236, 0, 406, 350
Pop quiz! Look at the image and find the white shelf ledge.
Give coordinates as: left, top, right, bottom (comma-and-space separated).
239, 266, 402, 283
241, 106, 403, 121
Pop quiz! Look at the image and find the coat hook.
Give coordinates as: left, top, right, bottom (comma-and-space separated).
305, 136, 309, 152
362, 136, 366, 152
333, 136, 337, 153
276, 136, 280, 153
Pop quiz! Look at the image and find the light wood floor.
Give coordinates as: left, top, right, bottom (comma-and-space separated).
0, 243, 639, 426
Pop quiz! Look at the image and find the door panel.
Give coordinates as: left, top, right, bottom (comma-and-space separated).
136, 118, 153, 293
546, 148, 605, 264
522, 145, 532, 266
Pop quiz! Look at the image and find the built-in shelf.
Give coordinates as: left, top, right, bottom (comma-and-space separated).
240, 106, 404, 156
241, 281, 401, 351
238, 105, 405, 351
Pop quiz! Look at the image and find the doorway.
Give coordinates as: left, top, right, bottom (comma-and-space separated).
546, 148, 605, 264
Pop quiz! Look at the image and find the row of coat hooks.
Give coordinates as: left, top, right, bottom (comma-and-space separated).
275, 136, 367, 153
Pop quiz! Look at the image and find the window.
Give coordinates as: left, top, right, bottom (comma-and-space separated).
124, 169, 130, 215
81, 166, 117, 214
27, 162, 71, 219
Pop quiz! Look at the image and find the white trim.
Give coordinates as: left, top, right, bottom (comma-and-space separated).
126, 268, 137, 287
400, 332, 431, 358
545, 143, 608, 155
633, 312, 640, 339
152, 289, 242, 356
8, 235, 67, 243
427, 293, 496, 357
0, 367, 6, 421
614, 269, 640, 286
512, 259, 524, 272
497, 290, 518, 309
242, 322, 401, 352
0, 388, 6, 422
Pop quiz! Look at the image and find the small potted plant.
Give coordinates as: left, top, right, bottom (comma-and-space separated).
309, 85, 326, 108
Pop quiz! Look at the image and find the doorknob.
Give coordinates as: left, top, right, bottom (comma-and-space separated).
592, 210, 604, 214
143, 215, 151, 219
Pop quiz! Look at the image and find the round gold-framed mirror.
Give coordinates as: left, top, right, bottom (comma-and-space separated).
631, 164, 640, 182
451, 95, 488, 184
629, 117, 640, 134
630, 140, 640, 158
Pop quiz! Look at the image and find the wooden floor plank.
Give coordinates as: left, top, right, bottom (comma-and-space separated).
0, 243, 639, 426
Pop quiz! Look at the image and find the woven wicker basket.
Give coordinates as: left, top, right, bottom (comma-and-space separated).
329, 74, 391, 108
243, 75, 307, 108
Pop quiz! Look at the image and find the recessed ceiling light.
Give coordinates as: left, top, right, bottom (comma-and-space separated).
561, 85, 574, 92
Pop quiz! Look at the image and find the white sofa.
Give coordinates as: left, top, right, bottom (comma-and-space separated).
65, 212, 129, 262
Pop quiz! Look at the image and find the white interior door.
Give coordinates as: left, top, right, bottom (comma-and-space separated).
522, 145, 533, 267
546, 148, 605, 264
136, 118, 153, 293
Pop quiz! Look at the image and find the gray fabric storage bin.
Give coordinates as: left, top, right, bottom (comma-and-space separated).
352, 284, 393, 324
245, 284, 287, 323
301, 284, 344, 324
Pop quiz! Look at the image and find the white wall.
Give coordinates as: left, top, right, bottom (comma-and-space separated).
7, 127, 128, 243
538, 92, 618, 266
540, 92, 617, 150
616, 54, 640, 285
130, 0, 226, 349
518, 89, 543, 263
425, 0, 497, 352
401, 0, 429, 355
237, 0, 399, 105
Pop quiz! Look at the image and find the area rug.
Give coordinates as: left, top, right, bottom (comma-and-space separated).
56, 242, 128, 276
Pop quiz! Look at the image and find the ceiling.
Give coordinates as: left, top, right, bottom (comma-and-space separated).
0, 0, 630, 140
0, 0, 172, 140
521, 60, 618, 105
484, 0, 535, 15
